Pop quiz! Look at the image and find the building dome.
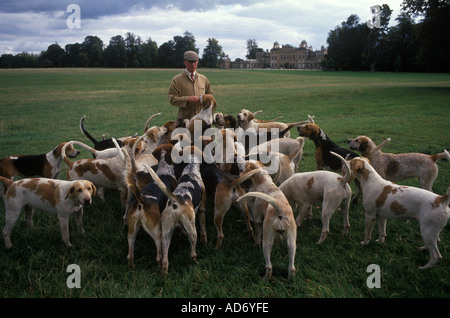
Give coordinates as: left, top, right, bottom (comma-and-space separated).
300, 40, 308, 48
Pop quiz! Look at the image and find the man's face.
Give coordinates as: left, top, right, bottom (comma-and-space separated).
184, 60, 198, 73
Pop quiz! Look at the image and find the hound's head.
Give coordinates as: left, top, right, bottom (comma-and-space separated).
237, 109, 255, 124
297, 123, 321, 140
347, 136, 373, 156
349, 157, 371, 181
152, 143, 174, 164
57, 142, 80, 159
201, 94, 217, 110
66, 180, 96, 207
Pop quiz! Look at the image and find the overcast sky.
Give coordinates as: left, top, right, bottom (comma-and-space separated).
0, 0, 404, 60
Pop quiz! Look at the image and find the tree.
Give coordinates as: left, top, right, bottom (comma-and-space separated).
246, 39, 263, 59
64, 43, 83, 67
156, 41, 176, 67
104, 35, 127, 68
386, 13, 419, 71
125, 32, 141, 67
324, 15, 367, 71
202, 38, 223, 68
138, 38, 158, 67
41, 43, 65, 67
156, 31, 197, 68
174, 31, 198, 67
362, 4, 392, 72
401, 0, 450, 72
82, 35, 103, 67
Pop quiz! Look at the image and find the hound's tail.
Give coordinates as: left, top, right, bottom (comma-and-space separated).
431, 149, 450, 162
70, 140, 98, 156
122, 147, 143, 205
0, 176, 13, 188
142, 163, 178, 204
330, 151, 352, 185
61, 141, 75, 168
79, 115, 100, 147
143, 113, 161, 132
366, 138, 391, 157
237, 192, 291, 231
230, 166, 267, 187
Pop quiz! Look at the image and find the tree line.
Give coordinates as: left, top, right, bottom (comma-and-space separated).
1, 0, 449, 72
0, 31, 225, 69
322, 0, 450, 72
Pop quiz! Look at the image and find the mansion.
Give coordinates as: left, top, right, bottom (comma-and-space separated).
220, 40, 327, 70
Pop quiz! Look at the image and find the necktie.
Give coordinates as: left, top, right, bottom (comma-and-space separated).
191, 73, 195, 82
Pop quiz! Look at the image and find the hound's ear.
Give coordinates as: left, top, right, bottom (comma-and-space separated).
359, 139, 368, 153
152, 146, 162, 159
89, 182, 97, 197
350, 158, 365, 173
65, 185, 75, 200
247, 112, 255, 121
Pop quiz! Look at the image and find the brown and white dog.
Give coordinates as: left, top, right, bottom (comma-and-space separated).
237, 109, 312, 138
123, 143, 177, 269
236, 161, 297, 280
186, 94, 217, 134
346, 156, 450, 269
62, 139, 127, 204
279, 153, 352, 244
0, 176, 96, 248
347, 135, 449, 191
0, 142, 80, 180
145, 146, 206, 275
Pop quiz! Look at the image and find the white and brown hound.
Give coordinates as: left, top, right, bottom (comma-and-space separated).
237, 109, 312, 138
123, 143, 177, 269
0, 176, 96, 248
346, 156, 450, 269
145, 146, 206, 275
236, 161, 297, 280
62, 139, 127, 205
279, 152, 352, 244
0, 142, 80, 180
347, 135, 449, 192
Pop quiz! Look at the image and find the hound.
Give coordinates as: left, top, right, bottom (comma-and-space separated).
193, 141, 253, 249
248, 136, 305, 172
123, 143, 177, 269
186, 94, 217, 134
236, 161, 297, 280
145, 146, 206, 275
0, 142, 80, 180
247, 148, 302, 185
347, 135, 450, 192
80, 115, 123, 150
140, 113, 170, 155
61, 138, 127, 205
298, 123, 358, 171
0, 176, 96, 248
213, 112, 238, 129
346, 156, 450, 269
279, 152, 352, 244
237, 109, 312, 138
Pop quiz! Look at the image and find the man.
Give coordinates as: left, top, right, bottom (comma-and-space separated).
168, 50, 214, 120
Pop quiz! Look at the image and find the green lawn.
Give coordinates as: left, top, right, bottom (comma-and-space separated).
0, 68, 449, 299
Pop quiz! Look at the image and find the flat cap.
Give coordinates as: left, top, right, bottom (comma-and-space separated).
184, 50, 199, 61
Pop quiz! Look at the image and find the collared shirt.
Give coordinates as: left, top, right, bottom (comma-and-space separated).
168, 69, 213, 120
184, 69, 196, 81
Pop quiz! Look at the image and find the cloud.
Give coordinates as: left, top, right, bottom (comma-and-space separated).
0, 0, 404, 59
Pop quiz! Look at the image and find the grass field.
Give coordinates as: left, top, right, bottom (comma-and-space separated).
0, 68, 449, 300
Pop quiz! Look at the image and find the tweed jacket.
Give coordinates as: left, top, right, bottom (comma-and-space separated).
168, 70, 213, 120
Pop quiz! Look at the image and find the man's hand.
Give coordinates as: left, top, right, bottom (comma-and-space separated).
187, 96, 200, 103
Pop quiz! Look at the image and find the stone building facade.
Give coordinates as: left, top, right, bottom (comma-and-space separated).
220, 40, 326, 70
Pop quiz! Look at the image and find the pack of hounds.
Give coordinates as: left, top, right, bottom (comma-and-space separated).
1, 94, 449, 279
